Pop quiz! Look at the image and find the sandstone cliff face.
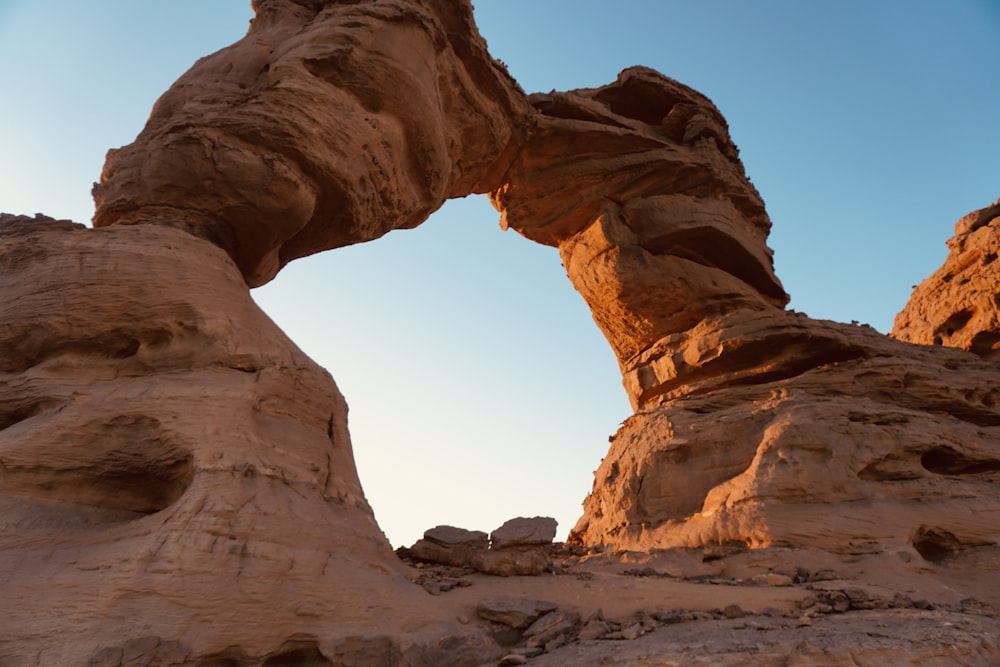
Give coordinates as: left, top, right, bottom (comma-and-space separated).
893, 199, 1000, 359
3, 0, 1000, 663
93, 0, 531, 287
5, 0, 534, 660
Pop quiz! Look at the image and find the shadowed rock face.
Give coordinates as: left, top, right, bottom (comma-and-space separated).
93, 0, 531, 287
3, 0, 1000, 663
5, 0, 529, 661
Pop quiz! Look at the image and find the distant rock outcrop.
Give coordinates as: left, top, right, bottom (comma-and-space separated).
404, 517, 557, 577
893, 199, 1000, 359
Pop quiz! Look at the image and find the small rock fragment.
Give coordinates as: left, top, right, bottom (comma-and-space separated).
620, 623, 645, 640
651, 610, 687, 624
577, 619, 609, 640
723, 604, 746, 619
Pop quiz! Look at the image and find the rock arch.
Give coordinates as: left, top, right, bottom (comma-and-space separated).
90, 0, 1000, 555
3, 0, 1000, 662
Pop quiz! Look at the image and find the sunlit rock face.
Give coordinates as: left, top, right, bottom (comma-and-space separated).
492, 70, 1000, 555
893, 199, 1000, 359
492, 67, 790, 410
93, 0, 531, 287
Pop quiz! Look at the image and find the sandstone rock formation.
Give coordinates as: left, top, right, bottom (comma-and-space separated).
492, 66, 789, 411
92, 0, 531, 287
3, 1, 533, 661
491, 70, 1000, 557
493, 68, 1000, 558
408, 525, 490, 567
3, 0, 1000, 663
893, 199, 1000, 358
490, 516, 557, 550
0, 214, 491, 665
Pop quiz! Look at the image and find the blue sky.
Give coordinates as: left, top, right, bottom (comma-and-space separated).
1, 1, 998, 547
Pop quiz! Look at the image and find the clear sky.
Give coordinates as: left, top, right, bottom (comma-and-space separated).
1, 1, 998, 547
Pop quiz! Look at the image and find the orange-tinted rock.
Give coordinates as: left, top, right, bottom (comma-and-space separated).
470, 548, 550, 577
4, 0, 1000, 662
93, 0, 530, 287
491, 516, 557, 550
893, 199, 1000, 359
490, 70, 1000, 555
493, 68, 788, 410
570, 328, 1000, 552
408, 525, 489, 567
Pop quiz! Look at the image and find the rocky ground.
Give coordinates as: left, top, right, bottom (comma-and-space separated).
399, 541, 1000, 666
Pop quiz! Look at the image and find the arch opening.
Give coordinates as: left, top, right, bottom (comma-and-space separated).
252, 195, 630, 547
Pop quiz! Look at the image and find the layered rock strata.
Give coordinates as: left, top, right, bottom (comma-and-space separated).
0, 215, 492, 665
492, 70, 1000, 554
492, 67, 789, 411
893, 199, 1000, 358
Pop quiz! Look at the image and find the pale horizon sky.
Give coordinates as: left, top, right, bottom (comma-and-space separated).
1, 1, 998, 547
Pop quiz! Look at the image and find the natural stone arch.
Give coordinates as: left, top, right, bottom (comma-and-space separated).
3, 0, 1000, 662
87, 0, 1000, 557
87, 0, 794, 551
90, 0, 792, 411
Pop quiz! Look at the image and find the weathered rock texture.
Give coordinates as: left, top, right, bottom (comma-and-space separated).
893, 199, 1000, 359
492, 67, 789, 410
405, 518, 557, 576
6, 1, 533, 661
492, 71, 1000, 555
0, 215, 492, 665
92, 0, 531, 287
3, 0, 1000, 663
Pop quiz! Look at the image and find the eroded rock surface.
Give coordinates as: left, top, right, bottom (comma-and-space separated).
3, 0, 1000, 664
0, 215, 503, 665
893, 199, 1000, 358
492, 70, 1000, 555
493, 68, 788, 411
92, 0, 530, 287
